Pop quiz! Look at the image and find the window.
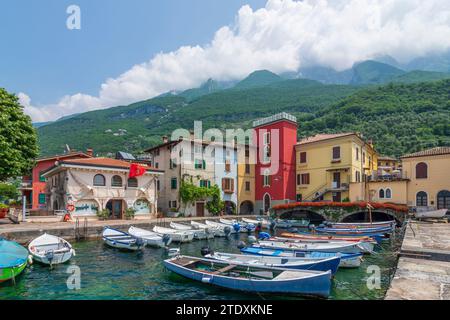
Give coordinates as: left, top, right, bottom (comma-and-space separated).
169, 200, 177, 209
263, 145, 271, 163
245, 164, 250, 174
155, 162, 159, 169
416, 162, 428, 179
355, 171, 361, 183
171, 178, 177, 190
332, 146, 340, 160
200, 180, 210, 188
245, 146, 250, 158
39, 172, 46, 182
93, 174, 106, 186
169, 159, 177, 169
127, 178, 138, 188
157, 180, 160, 191
225, 160, 231, 172
38, 193, 46, 204
111, 175, 123, 187
194, 159, 205, 169
362, 152, 366, 164
416, 191, 428, 207
297, 174, 301, 185
299, 152, 307, 164
356, 148, 359, 161
263, 132, 271, 145
298, 173, 310, 185
245, 181, 251, 191
222, 178, 234, 193
379, 189, 385, 199
385, 188, 392, 199
263, 170, 271, 187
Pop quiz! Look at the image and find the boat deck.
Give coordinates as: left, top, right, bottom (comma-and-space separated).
385, 221, 450, 300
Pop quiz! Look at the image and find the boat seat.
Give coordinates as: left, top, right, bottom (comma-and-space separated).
212, 264, 237, 275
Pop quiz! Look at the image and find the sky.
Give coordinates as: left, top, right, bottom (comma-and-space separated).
1, 0, 450, 122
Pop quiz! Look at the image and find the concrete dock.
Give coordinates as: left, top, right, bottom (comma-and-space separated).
0, 215, 255, 244
385, 220, 450, 300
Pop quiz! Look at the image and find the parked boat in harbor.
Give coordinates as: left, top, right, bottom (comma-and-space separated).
242, 217, 273, 230
153, 225, 195, 243
128, 226, 172, 248
164, 255, 332, 297
280, 232, 379, 244
191, 221, 226, 237
205, 220, 235, 234
0, 237, 29, 283
170, 222, 213, 239
102, 227, 144, 251
28, 233, 75, 265
267, 236, 375, 253
414, 208, 448, 219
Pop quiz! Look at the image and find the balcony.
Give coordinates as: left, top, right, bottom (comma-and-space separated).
368, 172, 409, 182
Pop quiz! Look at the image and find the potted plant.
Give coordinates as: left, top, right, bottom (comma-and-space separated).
0, 203, 9, 219
124, 208, 136, 220
96, 208, 110, 221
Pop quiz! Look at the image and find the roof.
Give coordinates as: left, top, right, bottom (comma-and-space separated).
252, 112, 297, 128
37, 151, 91, 162
116, 151, 136, 160
144, 139, 181, 153
401, 147, 450, 159
60, 157, 161, 171
296, 133, 356, 145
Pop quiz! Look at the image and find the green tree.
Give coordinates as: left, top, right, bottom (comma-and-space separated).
0, 88, 38, 181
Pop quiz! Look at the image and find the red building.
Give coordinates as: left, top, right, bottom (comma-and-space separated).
253, 112, 298, 213
20, 150, 92, 213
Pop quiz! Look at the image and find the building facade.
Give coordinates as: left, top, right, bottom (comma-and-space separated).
42, 158, 163, 219
253, 113, 298, 213
295, 133, 378, 202
19, 150, 92, 213
237, 143, 255, 214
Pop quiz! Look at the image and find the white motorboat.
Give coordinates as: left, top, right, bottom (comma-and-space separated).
128, 226, 172, 248
102, 227, 144, 251
256, 239, 368, 254
170, 222, 213, 239
242, 217, 273, 229
153, 225, 194, 243
205, 220, 235, 234
414, 208, 448, 219
28, 233, 75, 265
269, 236, 375, 253
190, 221, 224, 237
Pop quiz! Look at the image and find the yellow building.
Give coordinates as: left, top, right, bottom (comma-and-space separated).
349, 147, 450, 210
377, 156, 401, 174
401, 147, 450, 209
295, 133, 378, 202
237, 144, 255, 214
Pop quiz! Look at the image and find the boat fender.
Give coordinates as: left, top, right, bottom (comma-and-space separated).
201, 277, 212, 283
237, 241, 246, 249
28, 255, 33, 265
72, 249, 76, 257
248, 236, 257, 244
224, 226, 232, 237
162, 234, 171, 246
201, 246, 213, 256
258, 232, 271, 240
232, 223, 241, 232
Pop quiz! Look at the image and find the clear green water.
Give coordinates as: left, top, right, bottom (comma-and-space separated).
0, 231, 402, 300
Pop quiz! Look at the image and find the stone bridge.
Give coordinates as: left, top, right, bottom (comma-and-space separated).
272, 202, 408, 225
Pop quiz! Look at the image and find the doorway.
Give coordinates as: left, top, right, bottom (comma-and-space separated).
333, 172, 341, 188
106, 199, 124, 219
196, 202, 205, 217
263, 193, 271, 213
332, 192, 342, 202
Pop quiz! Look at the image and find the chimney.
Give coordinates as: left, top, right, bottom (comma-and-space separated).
86, 148, 93, 157
162, 136, 169, 143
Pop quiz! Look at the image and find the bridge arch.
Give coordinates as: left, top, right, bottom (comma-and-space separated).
340, 210, 400, 225
279, 209, 326, 225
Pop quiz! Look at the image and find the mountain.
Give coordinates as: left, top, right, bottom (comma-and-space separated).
300, 80, 450, 157
178, 78, 236, 101
298, 66, 353, 84
350, 60, 405, 85
405, 51, 450, 73
391, 70, 450, 84
233, 70, 283, 89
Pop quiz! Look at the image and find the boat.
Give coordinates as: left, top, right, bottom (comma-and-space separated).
205, 220, 236, 234
327, 220, 396, 228
204, 251, 341, 275
242, 217, 273, 230
314, 225, 393, 236
273, 219, 293, 229
219, 218, 245, 233
28, 233, 75, 265
255, 239, 369, 254
128, 226, 172, 248
240, 247, 362, 268
191, 221, 225, 237
286, 219, 310, 228
0, 237, 29, 283
414, 208, 448, 219
170, 222, 213, 239
280, 232, 379, 244
153, 225, 194, 243
268, 236, 375, 253
164, 255, 332, 297
102, 227, 144, 251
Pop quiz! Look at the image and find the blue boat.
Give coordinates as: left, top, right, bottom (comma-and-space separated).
0, 237, 29, 283
314, 225, 392, 236
164, 255, 332, 297
295, 230, 384, 244
241, 247, 362, 268
205, 251, 341, 275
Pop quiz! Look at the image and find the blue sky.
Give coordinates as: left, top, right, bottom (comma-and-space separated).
0, 0, 266, 105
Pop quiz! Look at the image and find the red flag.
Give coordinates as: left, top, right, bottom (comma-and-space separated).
129, 163, 147, 178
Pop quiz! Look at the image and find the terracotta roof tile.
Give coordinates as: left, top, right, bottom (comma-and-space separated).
61, 157, 162, 171
37, 152, 91, 162
296, 132, 356, 145
401, 147, 450, 159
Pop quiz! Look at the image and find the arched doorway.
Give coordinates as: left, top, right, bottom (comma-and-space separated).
341, 211, 397, 224
106, 199, 126, 219
263, 193, 271, 213
239, 201, 254, 215
280, 210, 325, 225
437, 190, 450, 210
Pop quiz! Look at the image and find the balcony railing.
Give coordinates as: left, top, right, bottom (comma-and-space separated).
368, 172, 408, 182
19, 181, 32, 189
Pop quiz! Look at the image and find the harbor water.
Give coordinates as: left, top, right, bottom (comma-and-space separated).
0, 230, 402, 300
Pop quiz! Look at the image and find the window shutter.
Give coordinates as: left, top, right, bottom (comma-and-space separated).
222, 178, 225, 190
231, 179, 234, 192
333, 146, 340, 159
203, 160, 206, 169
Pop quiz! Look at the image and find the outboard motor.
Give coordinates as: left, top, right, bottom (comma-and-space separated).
162, 234, 172, 246
237, 241, 246, 249
258, 232, 271, 240
201, 246, 213, 257
223, 226, 232, 237
318, 223, 325, 229
232, 223, 241, 233
270, 221, 276, 230
245, 223, 256, 233
247, 236, 257, 244
135, 237, 145, 248
325, 221, 333, 227
45, 250, 54, 265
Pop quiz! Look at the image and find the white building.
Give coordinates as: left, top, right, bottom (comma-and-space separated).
42, 158, 163, 219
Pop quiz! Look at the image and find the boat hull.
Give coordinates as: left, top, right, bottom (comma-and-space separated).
415, 208, 448, 219
164, 259, 331, 297
0, 261, 27, 282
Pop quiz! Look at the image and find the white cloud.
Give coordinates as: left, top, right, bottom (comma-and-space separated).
23, 0, 450, 122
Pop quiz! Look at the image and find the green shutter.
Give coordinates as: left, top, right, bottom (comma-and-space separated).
202, 160, 206, 169
38, 193, 46, 204
208, 180, 211, 188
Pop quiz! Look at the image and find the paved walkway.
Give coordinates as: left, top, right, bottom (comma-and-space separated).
385, 221, 450, 300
